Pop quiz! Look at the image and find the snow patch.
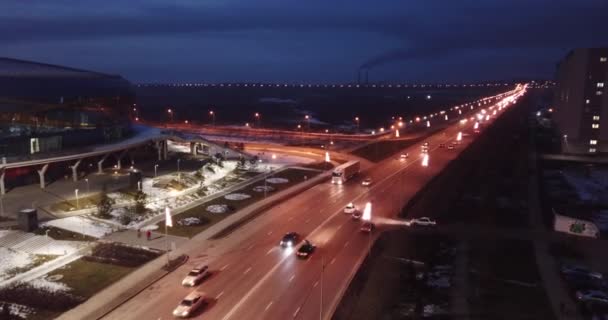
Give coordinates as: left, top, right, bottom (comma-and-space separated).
28, 275, 70, 293
253, 185, 275, 193
42, 216, 116, 238
224, 193, 251, 201
207, 204, 229, 214
266, 177, 289, 184
0, 248, 33, 281
177, 217, 202, 226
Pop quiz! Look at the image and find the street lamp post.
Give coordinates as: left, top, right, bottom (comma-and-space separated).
305, 115, 310, 131
154, 164, 159, 178
85, 178, 90, 195
75, 189, 79, 210
167, 108, 173, 123
177, 159, 181, 182
0, 195, 4, 218
255, 112, 261, 128
355, 116, 360, 133
209, 110, 215, 126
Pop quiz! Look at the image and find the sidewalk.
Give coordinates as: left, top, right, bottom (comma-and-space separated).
58, 170, 330, 320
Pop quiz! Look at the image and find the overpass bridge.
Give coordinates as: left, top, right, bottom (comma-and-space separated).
0, 126, 249, 195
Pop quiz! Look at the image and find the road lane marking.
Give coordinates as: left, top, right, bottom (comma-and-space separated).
289, 275, 295, 283
337, 224, 342, 230
264, 301, 274, 311
313, 281, 319, 288
344, 241, 350, 248
293, 307, 301, 318
221, 264, 229, 271
244, 267, 252, 275
288, 216, 294, 221
247, 244, 254, 251
330, 258, 336, 265
216, 291, 224, 299
305, 219, 310, 223
267, 231, 273, 236
266, 248, 274, 255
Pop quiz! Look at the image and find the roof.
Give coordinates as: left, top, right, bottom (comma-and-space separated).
0, 57, 117, 79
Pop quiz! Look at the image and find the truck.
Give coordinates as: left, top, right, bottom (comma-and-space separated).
331, 160, 360, 184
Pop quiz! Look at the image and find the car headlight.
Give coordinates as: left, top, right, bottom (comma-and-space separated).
182, 311, 189, 316
287, 241, 292, 247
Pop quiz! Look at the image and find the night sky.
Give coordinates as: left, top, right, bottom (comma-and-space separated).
2, 0, 606, 83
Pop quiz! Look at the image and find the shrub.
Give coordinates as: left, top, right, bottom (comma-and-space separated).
0, 283, 85, 312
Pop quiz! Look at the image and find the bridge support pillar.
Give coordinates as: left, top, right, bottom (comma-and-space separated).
190, 142, 197, 155
114, 150, 128, 170
156, 140, 168, 161
98, 154, 110, 174
0, 168, 5, 195
70, 159, 82, 182
37, 164, 49, 189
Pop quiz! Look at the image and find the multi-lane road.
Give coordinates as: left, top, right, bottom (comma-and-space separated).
103, 87, 526, 320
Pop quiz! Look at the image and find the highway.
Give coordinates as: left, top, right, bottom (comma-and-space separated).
102, 87, 526, 320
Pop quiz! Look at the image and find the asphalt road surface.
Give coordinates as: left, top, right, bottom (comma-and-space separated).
103, 89, 525, 320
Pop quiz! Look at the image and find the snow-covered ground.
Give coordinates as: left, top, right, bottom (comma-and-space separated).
28, 275, 70, 293
167, 140, 191, 153
562, 169, 608, 204
249, 151, 316, 167
266, 177, 289, 184
42, 216, 116, 238
0, 248, 34, 281
207, 204, 229, 214
224, 193, 251, 201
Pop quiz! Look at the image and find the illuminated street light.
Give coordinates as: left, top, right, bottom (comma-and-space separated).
325, 152, 330, 162
254, 112, 261, 127
209, 110, 215, 126
426, 121, 430, 128
474, 122, 479, 130
395, 129, 400, 138
444, 115, 448, 121
354, 116, 360, 132
457, 132, 462, 141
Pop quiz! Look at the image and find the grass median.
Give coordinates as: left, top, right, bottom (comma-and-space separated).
157, 168, 322, 238
351, 137, 424, 162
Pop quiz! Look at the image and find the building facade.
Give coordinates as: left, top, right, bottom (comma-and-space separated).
0, 58, 135, 159
554, 48, 608, 155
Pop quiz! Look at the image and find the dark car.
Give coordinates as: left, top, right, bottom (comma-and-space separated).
296, 240, 316, 258
280, 232, 299, 248
360, 222, 374, 233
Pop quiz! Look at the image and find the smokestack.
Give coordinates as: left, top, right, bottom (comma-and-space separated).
365, 69, 369, 85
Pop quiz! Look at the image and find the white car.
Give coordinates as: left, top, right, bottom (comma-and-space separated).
400, 153, 409, 161
181, 265, 209, 287
410, 217, 436, 226
173, 291, 207, 318
575, 290, 608, 305
361, 178, 372, 186
447, 144, 455, 150
344, 203, 357, 214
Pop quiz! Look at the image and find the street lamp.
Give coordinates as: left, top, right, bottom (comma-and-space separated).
305, 115, 310, 130
85, 178, 89, 195
209, 110, 215, 126
154, 164, 159, 178
75, 189, 79, 209
354, 116, 360, 132
254, 112, 261, 127
167, 108, 173, 123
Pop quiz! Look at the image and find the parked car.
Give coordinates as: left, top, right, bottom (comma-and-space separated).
344, 203, 357, 214
361, 178, 373, 186
575, 290, 608, 305
296, 240, 316, 259
360, 222, 374, 233
181, 265, 210, 287
410, 217, 437, 226
173, 291, 207, 318
280, 232, 299, 248
561, 265, 603, 280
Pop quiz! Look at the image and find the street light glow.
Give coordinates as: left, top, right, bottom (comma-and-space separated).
362, 202, 372, 221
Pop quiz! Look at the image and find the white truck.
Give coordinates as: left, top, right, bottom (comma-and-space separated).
331, 160, 360, 184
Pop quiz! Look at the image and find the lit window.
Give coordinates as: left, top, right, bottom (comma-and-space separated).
597, 91, 603, 96
589, 148, 597, 153
586, 99, 591, 104
601, 57, 607, 62
590, 140, 598, 145
599, 83, 605, 88
593, 115, 600, 121
592, 123, 599, 129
